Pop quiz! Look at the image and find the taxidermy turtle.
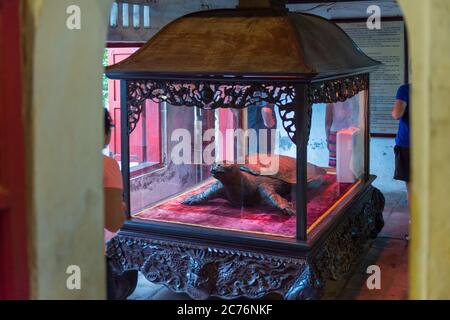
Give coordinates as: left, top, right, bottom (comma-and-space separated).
182, 155, 326, 216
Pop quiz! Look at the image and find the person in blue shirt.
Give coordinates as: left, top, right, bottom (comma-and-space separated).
392, 83, 410, 199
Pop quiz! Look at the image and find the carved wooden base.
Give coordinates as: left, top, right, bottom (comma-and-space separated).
106, 187, 384, 300
302, 186, 385, 299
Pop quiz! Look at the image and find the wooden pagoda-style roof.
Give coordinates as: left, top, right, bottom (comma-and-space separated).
106, 5, 380, 81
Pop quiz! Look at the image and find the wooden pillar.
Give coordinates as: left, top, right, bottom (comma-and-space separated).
120, 80, 131, 218
295, 84, 308, 241
0, 0, 29, 299
399, 0, 450, 299
23, 0, 114, 299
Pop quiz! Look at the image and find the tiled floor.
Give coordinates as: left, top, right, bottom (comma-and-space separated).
128, 190, 409, 300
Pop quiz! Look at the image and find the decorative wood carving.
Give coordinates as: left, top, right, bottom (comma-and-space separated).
308, 187, 385, 296
125, 80, 295, 134
277, 102, 312, 145
107, 236, 308, 300
106, 186, 385, 300
124, 74, 369, 145
307, 74, 369, 104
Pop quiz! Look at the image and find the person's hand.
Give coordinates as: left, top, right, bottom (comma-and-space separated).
261, 106, 276, 128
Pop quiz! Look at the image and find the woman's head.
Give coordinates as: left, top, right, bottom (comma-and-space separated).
104, 108, 114, 147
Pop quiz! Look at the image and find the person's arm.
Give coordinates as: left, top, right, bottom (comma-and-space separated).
392, 99, 407, 120
261, 105, 276, 128
392, 85, 408, 120
104, 187, 126, 232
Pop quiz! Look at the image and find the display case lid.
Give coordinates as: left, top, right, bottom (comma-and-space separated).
106, 1, 380, 81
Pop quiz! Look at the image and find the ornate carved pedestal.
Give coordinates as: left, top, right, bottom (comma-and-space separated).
106, 186, 384, 300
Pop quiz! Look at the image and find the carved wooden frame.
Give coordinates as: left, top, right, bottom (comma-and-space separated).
106, 186, 384, 300
123, 74, 369, 142
107, 72, 378, 299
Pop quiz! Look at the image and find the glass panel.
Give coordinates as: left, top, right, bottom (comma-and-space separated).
133, 4, 140, 29
307, 91, 367, 231
109, 2, 118, 28
129, 100, 162, 174
122, 3, 129, 28
143, 5, 151, 28
130, 93, 298, 240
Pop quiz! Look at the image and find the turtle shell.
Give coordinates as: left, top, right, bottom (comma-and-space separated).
240, 154, 326, 184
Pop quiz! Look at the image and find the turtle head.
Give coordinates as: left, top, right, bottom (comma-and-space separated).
210, 163, 239, 180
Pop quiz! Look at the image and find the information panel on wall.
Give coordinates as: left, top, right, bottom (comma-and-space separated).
337, 20, 406, 135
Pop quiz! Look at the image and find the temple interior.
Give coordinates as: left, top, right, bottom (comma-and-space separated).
2, 0, 450, 302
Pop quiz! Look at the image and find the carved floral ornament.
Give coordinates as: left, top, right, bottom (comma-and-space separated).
124, 74, 369, 143
106, 187, 385, 300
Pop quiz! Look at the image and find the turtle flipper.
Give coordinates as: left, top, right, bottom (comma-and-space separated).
258, 185, 296, 216
182, 181, 224, 205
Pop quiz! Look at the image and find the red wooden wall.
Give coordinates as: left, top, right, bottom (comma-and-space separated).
107, 48, 137, 160
106, 48, 241, 169
0, 0, 30, 299
107, 48, 161, 166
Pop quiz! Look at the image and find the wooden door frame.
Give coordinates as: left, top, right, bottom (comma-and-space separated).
0, 0, 30, 299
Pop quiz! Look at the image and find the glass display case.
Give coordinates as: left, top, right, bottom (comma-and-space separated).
105, 3, 385, 300
130, 100, 304, 239
117, 82, 371, 243
305, 91, 369, 232
124, 90, 369, 240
